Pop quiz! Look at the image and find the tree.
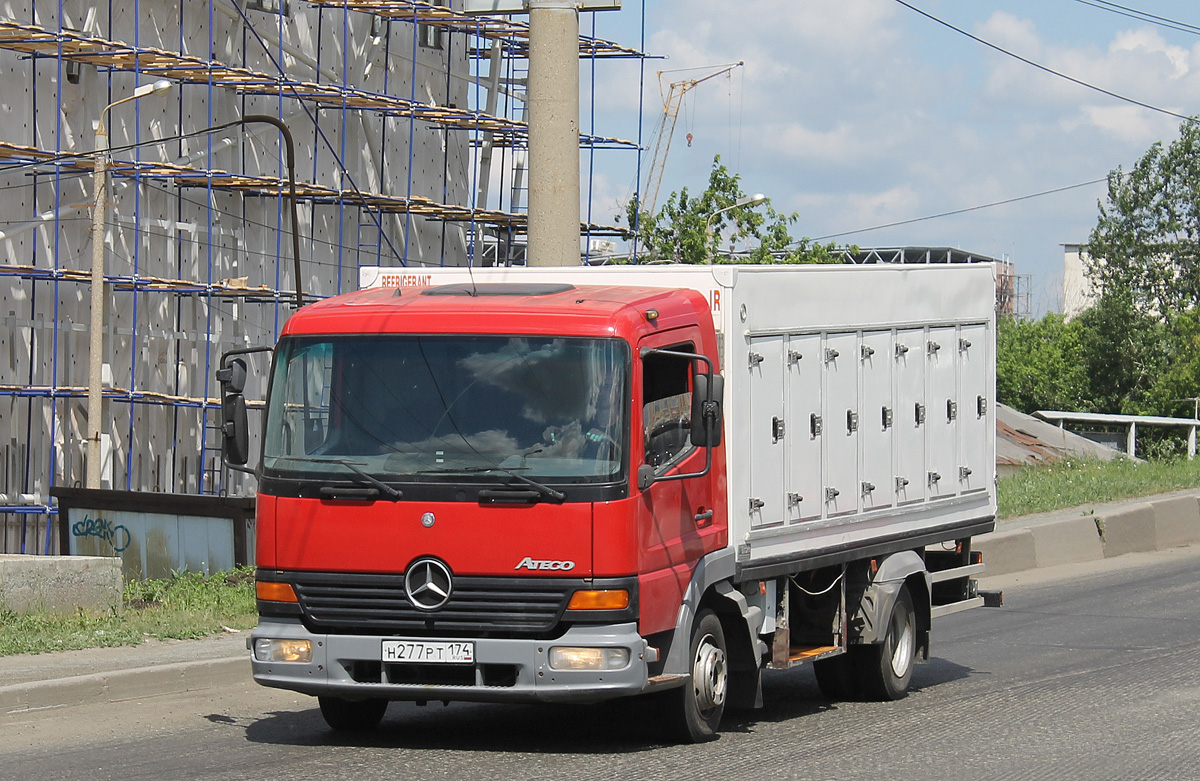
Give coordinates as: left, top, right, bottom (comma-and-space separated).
1087, 117, 1200, 320
995, 313, 1089, 414
619, 156, 843, 264
1073, 291, 1170, 415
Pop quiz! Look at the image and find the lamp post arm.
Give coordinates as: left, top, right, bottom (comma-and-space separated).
237, 115, 303, 309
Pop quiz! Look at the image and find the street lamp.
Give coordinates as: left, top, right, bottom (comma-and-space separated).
86, 79, 172, 490
704, 193, 766, 263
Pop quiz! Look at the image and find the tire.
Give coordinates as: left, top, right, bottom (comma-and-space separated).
812, 653, 856, 700
853, 585, 916, 701
666, 609, 728, 743
318, 696, 389, 732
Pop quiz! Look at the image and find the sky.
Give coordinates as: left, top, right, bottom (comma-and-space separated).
567, 0, 1200, 315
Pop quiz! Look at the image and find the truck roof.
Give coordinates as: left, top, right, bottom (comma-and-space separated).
281, 282, 709, 339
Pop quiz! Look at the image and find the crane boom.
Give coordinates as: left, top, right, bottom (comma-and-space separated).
640, 61, 744, 217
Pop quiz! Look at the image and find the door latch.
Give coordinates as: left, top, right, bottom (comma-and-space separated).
772, 416, 785, 442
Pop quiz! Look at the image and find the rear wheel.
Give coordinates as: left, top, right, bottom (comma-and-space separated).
318, 696, 389, 732
853, 585, 916, 701
666, 609, 728, 743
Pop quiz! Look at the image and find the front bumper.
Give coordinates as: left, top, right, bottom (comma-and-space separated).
250, 620, 655, 704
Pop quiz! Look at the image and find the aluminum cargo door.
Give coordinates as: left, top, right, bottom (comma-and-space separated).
957, 323, 991, 494
822, 332, 859, 516
859, 331, 893, 511
926, 326, 958, 499
894, 329, 926, 504
748, 335, 786, 529
786, 333, 822, 522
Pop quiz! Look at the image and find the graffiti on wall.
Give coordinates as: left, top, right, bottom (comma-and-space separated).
71, 514, 132, 554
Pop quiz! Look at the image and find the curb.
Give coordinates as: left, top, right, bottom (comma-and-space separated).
0, 656, 249, 714
976, 492, 1200, 577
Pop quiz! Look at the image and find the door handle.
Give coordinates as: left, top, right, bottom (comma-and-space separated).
695, 509, 714, 525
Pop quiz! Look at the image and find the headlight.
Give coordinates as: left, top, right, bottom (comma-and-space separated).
254, 638, 313, 663
548, 646, 630, 671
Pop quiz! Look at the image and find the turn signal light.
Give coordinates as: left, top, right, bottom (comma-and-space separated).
567, 589, 630, 610
256, 581, 299, 603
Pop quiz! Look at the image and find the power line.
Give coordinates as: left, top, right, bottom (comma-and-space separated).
1071, 0, 1200, 36
892, 0, 1195, 123
809, 177, 1110, 242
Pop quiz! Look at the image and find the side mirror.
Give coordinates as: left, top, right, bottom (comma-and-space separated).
222, 393, 250, 466
215, 349, 270, 472
690, 373, 724, 448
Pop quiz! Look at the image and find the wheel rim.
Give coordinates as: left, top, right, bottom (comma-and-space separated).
692, 632, 728, 713
889, 605, 915, 678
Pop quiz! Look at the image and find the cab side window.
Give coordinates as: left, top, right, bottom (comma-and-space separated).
642, 344, 694, 471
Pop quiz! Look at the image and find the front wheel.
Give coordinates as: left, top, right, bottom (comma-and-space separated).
853, 585, 916, 701
318, 696, 389, 732
665, 609, 728, 743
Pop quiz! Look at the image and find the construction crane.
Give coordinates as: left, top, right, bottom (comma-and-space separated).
639, 61, 744, 218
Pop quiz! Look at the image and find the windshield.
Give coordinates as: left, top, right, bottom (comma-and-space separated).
263, 335, 629, 485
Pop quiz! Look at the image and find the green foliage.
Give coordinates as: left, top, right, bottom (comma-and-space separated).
1073, 291, 1171, 415
996, 313, 1089, 414
0, 566, 257, 656
1087, 117, 1200, 319
998, 456, 1200, 518
619, 156, 845, 264
997, 293, 1199, 423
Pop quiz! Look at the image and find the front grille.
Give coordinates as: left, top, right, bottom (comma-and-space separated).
282, 571, 580, 637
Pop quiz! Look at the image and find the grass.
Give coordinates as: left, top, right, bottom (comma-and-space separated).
0, 565, 257, 656
3, 457, 1199, 657
998, 456, 1200, 519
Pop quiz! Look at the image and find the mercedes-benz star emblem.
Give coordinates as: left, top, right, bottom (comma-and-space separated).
404, 558, 453, 611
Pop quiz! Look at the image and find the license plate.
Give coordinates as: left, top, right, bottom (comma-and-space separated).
381, 640, 475, 664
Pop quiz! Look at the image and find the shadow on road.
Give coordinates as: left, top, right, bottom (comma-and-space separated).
239, 657, 978, 752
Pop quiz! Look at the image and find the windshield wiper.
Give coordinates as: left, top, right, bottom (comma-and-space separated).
288, 456, 403, 501
419, 466, 566, 503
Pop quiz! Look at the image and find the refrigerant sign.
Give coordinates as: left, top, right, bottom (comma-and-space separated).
368, 271, 433, 289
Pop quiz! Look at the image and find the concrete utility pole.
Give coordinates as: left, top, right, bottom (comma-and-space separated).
465, 1, 619, 267
526, 0, 580, 267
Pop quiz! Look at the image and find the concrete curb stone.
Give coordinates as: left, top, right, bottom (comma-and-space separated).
1031, 516, 1104, 569
972, 528, 1036, 577
1098, 503, 1158, 557
1149, 495, 1200, 549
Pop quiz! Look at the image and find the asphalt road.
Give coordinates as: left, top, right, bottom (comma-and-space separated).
1, 546, 1198, 781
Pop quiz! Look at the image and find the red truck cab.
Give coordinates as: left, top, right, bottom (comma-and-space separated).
236, 282, 728, 736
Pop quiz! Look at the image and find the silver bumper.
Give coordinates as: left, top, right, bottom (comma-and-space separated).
250, 620, 656, 703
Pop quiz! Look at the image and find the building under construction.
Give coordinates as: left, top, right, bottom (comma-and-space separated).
0, 0, 640, 553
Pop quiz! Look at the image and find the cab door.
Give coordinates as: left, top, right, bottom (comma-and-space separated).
634, 328, 723, 636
